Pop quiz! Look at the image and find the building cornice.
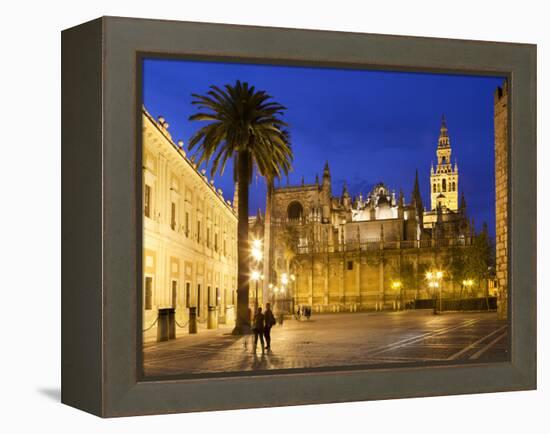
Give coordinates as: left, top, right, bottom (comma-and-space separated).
142, 107, 237, 220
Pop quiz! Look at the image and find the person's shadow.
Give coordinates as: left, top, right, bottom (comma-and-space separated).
251, 352, 268, 370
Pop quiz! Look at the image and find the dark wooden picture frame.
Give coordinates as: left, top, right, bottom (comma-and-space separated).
61, 16, 536, 417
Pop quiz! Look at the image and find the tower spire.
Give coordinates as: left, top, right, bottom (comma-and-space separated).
412, 169, 424, 224
438, 114, 450, 148
412, 170, 422, 207
398, 189, 404, 207
322, 161, 332, 196
460, 191, 467, 211
323, 160, 330, 176
342, 182, 349, 198
342, 182, 351, 210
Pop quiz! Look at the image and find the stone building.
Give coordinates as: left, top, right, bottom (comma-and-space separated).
494, 81, 509, 319
266, 117, 477, 312
142, 108, 238, 341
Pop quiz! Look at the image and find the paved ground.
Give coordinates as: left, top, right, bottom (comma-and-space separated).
143, 310, 508, 377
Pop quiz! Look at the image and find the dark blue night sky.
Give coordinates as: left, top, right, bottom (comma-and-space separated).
143, 58, 504, 237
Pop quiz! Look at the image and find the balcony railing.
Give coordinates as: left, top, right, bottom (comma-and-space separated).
295, 236, 473, 255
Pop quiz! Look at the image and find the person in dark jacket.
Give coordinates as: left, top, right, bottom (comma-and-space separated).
263, 303, 276, 351
253, 307, 265, 353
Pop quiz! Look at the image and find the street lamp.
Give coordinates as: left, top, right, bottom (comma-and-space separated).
290, 274, 296, 313
462, 279, 474, 293
391, 280, 403, 310
281, 273, 289, 286
279, 273, 290, 313
251, 270, 260, 311
426, 270, 443, 314
462, 278, 474, 302
250, 239, 263, 311
460, 279, 474, 311
251, 239, 263, 262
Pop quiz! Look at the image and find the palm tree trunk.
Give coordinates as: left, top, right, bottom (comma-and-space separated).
233, 151, 251, 334
262, 180, 273, 306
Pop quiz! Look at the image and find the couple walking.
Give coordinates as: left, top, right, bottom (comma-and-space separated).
252, 303, 276, 353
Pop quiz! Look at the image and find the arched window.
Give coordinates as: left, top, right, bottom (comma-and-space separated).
442, 179, 447, 192
287, 201, 304, 220
433, 184, 436, 193
452, 182, 456, 191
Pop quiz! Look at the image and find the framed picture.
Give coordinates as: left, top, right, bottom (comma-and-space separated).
61, 16, 536, 417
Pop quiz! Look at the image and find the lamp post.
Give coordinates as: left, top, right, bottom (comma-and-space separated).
250, 239, 263, 311
268, 283, 273, 302
462, 278, 474, 310
391, 280, 403, 310
462, 279, 474, 296
290, 274, 296, 314
426, 270, 443, 314
281, 273, 292, 314
251, 270, 260, 312
272, 286, 279, 313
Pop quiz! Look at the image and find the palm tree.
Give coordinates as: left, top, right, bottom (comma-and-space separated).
188, 81, 293, 334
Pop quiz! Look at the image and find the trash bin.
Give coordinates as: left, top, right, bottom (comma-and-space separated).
188, 306, 197, 334
207, 306, 218, 329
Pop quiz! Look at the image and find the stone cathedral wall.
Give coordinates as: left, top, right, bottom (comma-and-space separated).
291, 247, 470, 312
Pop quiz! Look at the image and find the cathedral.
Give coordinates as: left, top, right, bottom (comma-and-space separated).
262, 117, 477, 312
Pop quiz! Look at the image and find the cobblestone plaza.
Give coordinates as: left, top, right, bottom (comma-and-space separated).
143, 311, 508, 377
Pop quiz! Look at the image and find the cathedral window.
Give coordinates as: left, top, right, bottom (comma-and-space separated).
442, 179, 447, 192
347, 261, 353, 270
433, 184, 436, 193
287, 201, 304, 220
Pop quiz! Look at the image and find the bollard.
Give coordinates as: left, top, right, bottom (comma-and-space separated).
168, 308, 176, 339
157, 308, 170, 342
188, 306, 197, 334
207, 306, 218, 329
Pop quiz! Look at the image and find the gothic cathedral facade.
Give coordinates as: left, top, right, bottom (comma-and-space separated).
261, 117, 481, 313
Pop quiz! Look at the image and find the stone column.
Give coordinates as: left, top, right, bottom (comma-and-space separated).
494, 81, 508, 319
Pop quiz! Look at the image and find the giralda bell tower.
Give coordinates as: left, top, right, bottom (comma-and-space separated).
430, 115, 459, 211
